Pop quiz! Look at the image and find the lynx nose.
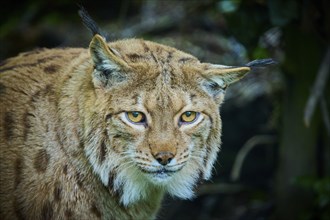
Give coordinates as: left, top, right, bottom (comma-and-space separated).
154, 152, 174, 166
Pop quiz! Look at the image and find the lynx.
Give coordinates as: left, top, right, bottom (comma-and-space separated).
0, 10, 274, 220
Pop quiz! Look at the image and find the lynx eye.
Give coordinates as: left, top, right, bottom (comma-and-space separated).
180, 111, 199, 123
126, 111, 146, 124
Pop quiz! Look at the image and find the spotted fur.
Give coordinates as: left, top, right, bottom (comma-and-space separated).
0, 34, 253, 219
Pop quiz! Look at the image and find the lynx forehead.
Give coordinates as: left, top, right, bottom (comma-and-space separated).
0, 19, 272, 218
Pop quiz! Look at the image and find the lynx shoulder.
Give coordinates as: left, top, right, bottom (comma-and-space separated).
0, 23, 273, 219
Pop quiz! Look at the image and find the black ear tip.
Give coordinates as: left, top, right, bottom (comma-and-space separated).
246, 58, 277, 68
78, 6, 106, 39
77, 4, 88, 19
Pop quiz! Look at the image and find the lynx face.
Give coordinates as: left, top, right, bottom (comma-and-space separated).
84, 35, 251, 205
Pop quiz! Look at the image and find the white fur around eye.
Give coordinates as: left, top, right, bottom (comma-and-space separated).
179, 113, 204, 129
119, 112, 146, 131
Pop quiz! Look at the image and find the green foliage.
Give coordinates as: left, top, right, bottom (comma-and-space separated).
295, 176, 330, 220
252, 46, 270, 60
218, 0, 271, 55
217, 0, 241, 14
268, 0, 299, 26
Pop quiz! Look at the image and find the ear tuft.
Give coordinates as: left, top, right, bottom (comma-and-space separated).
202, 66, 250, 100
246, 58, 277, 68
78, 6, 107, 38
202, 58, 276, 101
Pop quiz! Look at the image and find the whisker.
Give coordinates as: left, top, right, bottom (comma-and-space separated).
167, 161, 187, 168
116, 162, 136, 173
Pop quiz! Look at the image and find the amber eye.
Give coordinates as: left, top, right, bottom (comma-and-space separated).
126, 112, 146, 124
180, 111, 198, 123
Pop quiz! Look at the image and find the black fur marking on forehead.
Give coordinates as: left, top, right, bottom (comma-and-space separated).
178, 57, 196, 64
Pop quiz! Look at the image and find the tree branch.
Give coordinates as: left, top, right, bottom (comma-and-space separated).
230, 135, 277, 182
304, 46, 330, 127
320, 96, 330, 136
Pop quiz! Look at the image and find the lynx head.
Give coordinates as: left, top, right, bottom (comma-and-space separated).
83, 34, 261, 206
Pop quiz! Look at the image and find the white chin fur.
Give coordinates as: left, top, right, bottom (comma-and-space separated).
165, 161, 200, 199
87, 145, 202, 206
115, 167, 199, 206
114, 163, 201, 206
124, 161, 201, 206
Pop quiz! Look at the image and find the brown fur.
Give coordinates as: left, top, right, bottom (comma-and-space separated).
0, 35, 251, 219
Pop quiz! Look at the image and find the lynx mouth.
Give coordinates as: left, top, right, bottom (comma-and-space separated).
135, 160, 187, 183
142, 168, 175, 175
153, 169, 176, 174
150, 170, 175, 181
138, 167, 176, 180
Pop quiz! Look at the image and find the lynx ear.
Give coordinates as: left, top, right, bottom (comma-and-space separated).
89, 34, 130, 89
202, 59, 275, 100
202, 65, 250, 100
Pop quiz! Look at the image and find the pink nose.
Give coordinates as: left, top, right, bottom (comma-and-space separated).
154, 152, 174, 166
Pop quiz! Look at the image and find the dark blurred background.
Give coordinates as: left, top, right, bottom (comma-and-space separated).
1, 0, 329, 219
